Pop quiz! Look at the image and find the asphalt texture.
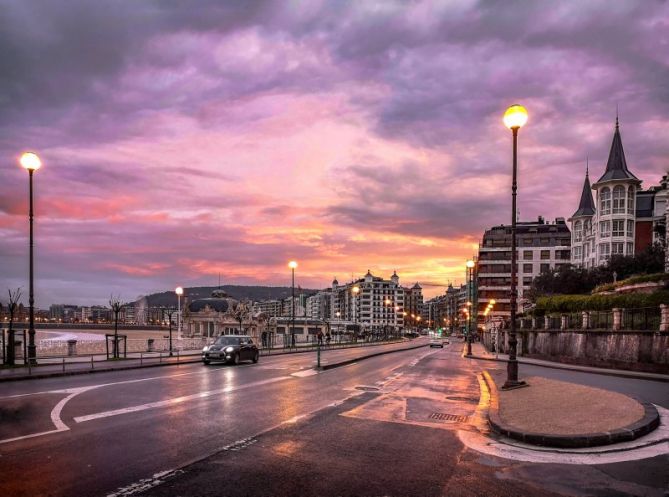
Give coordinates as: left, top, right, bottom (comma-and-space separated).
1, 339, 667, 497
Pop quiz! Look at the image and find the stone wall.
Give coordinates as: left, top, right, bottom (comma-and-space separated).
483, 329, 669, 374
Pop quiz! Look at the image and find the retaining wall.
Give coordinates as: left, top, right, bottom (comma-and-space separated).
483, 329, 669, 374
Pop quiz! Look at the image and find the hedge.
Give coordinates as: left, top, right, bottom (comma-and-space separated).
592, 272, 669, 294
534, 290, 669, 314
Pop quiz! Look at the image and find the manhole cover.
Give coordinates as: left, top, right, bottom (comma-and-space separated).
355, 386, 380, 391
445, 396, 478, 402
429, 412, 469, 423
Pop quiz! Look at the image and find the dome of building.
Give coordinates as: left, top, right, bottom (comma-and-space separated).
188, 298, 230, 313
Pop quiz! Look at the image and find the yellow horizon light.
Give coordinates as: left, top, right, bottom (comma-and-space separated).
503, 104, 528, 130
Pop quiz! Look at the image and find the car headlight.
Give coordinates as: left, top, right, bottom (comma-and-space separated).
225, 346, 234, 353
202, 346, 209, 352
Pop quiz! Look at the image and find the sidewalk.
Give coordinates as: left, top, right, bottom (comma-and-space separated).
483, 369, 660, 448
467, 341, 669, 382
0, 339, 426, 382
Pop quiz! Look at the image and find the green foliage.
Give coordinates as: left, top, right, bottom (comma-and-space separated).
535, 290, 669, 313
529, 243, 666, 299
593, 272, 669, 294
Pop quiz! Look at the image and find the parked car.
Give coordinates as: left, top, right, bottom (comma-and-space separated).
202, 335, 259, 365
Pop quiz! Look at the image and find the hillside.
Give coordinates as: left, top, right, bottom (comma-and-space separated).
141, 285, 320, 307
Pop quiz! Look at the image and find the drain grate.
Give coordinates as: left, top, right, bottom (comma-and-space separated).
445, 396, 478, 402
429, 412, 469, 423
355, 385, 380, 391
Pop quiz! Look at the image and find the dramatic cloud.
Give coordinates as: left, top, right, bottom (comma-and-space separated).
0, 0, 667, 305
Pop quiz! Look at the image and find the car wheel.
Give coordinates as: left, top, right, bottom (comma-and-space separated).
203, 359, 210, 365
252, 351, 259, 363
231, 353, 239, 365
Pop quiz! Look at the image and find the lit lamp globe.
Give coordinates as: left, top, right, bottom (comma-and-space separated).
466, 260, 475, 269
20, 152, 42, 171
352, 286, 360, 295
503, 104, 528, 130
288, 261, 298, 269
175, 286, 183, 296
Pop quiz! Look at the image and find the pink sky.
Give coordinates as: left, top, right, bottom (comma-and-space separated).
1, 1, 668, 305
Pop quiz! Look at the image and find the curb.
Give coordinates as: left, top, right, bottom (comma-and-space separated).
482, 370, 660, 448
319, 342, 429, 370
468, 353, 669, 383
0, 340, 425, 382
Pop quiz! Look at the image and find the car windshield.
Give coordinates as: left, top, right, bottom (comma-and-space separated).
214, 336, 241, 346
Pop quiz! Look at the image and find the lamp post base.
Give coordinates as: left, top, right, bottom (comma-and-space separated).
501, 379, 527, 390
27, 344, 38, 365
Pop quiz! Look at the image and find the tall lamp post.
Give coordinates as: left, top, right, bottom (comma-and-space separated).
502, 103, 528, 389
175, 286, 183, 341
465, 259, 475, 356
352, 285, 360, 341
20, 152, 42, 365
288, 261, 298, 348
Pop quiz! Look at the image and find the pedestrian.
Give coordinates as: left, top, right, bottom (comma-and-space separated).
325, 333, 331, 346
317, 331, 324, 346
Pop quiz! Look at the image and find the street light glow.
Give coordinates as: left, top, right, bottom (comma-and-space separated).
288, 260, 298, 269
20, 152, 42, 171
175, 286, 183, 296
466, 260, 475, 269
503, 104, 528, 130
352, 286, 360, 294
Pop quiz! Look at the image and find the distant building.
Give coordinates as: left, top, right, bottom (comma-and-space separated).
306, 290, 331, 320
477, 217, 571, 321
253, 300, 283, 318
331, 270, 405, 335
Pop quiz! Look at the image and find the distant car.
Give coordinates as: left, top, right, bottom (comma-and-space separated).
429, 339, 444, 348
202, 335, 259, 365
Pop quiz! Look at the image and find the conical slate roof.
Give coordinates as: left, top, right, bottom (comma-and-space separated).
595, 118, 639, 183
572, 170, 596, 217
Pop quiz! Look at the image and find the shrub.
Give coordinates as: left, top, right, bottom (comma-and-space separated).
592, 272, 669, 294
535, 290, 669, 313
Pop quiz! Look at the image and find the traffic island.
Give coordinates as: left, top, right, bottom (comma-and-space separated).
483, 370, 660, 448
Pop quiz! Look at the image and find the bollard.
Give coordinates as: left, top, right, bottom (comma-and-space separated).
317, 341, 321, 369
91, 355, 94, 370
62, 357, 65, 373
67, 339, 77, 357
147, 338, 154, 352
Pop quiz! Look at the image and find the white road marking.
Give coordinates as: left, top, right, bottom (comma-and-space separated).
291, 369, 319, 377
106, 469, 183, 497
74, 376, 290, 423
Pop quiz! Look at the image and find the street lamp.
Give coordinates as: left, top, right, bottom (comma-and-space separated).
335, 310, 341, 342
502, 103, 528, 389
175, 286, 183, 340
20, 152, 42, 365
465, 259, 475, 356
288, 261, 298, 348
352, 285, 360, 341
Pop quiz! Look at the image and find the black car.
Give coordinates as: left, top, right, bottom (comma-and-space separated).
202, 335, 259, 365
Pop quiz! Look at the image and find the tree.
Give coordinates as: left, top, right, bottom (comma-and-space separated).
232, 301, 250, 334
109, 295, 124, 359
5, 288, 22, 365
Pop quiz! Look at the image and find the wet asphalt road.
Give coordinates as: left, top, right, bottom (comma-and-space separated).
1, 340, 667, 497
0, 341, 430, 497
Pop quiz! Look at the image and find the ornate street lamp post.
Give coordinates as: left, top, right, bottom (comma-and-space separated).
502, 104, 528, 389
352, 285, 360, 342
288, 261, 298, 348
175, 286, 183, 341
20, 152, 42, 365
465, 260, 475, 356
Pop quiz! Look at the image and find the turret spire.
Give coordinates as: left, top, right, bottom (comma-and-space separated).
594, 116, 639, 183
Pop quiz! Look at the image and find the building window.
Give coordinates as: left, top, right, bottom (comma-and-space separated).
522, 238, 533, 245
599, 243, 610, 261
627, 220, 634, 237
540, 263, 550, 273
612, 242, 624, 255
573, 246, 582, 259
612, 185, 625, 213
600, 187, 611, 215
626, 242, 634, 255
627, 187, 635, 214
523, 250, 533, 260
574, 220, 582, 242
522, 277, 533, 285
584, 243, 590, 258
540, 238, 550, 245
612, 219, 624, 237
540, 250, 550, 260
523, 263, 533, 273
599, 220, 610, 238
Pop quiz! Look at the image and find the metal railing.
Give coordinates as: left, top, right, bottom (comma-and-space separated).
621, 307, 661, 331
